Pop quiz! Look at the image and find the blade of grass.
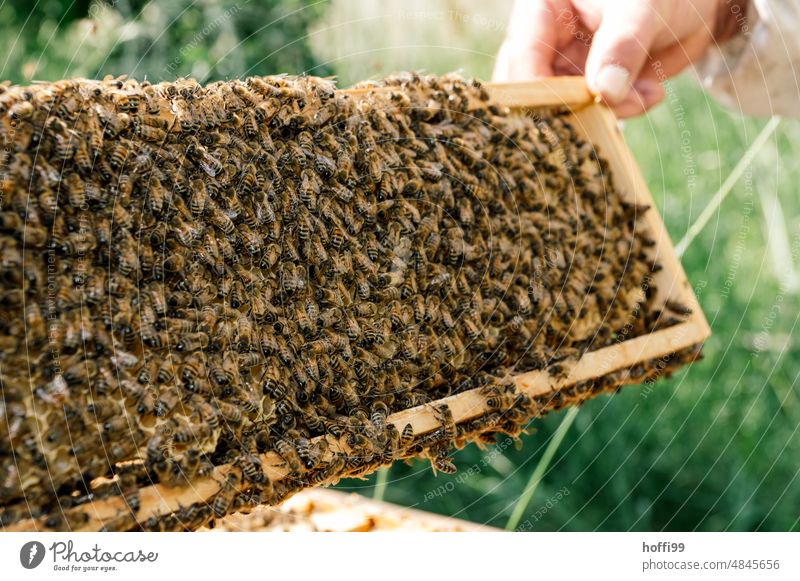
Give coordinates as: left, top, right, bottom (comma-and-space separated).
373, 466, 390, 501
675, 117, 781, 258
505, 406, 579, 531
755, 137, 800, 292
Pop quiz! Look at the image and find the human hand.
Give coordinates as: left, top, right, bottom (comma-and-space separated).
493, 0, 748, 117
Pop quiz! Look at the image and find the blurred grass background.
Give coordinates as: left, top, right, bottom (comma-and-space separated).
3, 0, 798, 531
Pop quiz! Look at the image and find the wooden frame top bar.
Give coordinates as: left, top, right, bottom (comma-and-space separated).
344, 76, 594, 109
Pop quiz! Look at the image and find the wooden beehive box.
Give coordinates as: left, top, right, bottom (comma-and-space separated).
6, 76, 709, 532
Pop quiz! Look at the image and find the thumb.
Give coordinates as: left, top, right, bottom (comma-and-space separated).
493, 0, 559, 81
585, 1, 661, 104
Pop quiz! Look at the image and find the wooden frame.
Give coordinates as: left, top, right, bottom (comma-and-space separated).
207, 488, 498, 531
4, 76, 710, 532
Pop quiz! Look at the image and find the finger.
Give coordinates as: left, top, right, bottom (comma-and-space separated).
493, 40, 554, 82
613, 80, 665, 118
552, 37, 592, 76
608, 27, 713, 117
646, 27, 715, 82
585, 0, 662, 103
493, 0, 561, 81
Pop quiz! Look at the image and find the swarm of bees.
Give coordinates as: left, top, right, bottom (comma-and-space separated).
0, 72, 695, 531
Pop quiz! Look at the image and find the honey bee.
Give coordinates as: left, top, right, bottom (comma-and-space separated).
309, 453, 345, 486
172, 219, 202, 247
274, 437, 303, 475
238, 224, 264, 255
295, 437, 320, 470
130, 116, 165, 144
107, 140, 130, 169
215, 400, 243, 424
233, 316, 254, 351
24, 303, 46, 345
187, 139, 223, 177
188, 179, 208, 216
665, 300, 692, 317
176, 332, 210, 353
429, 447, 457, 475
211, 473, 239, 518
299, 169, 319, 209
481, 384, 517, 411
181, 352, 209, 391
369, 401, 389, 431
171, 501, 213, 531
395, 422, 415, 450
434, 404, 456, 443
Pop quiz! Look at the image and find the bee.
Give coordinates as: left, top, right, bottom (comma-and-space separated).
294, 304, 317, 338
665, 300, 692, 317
215, 400, 243, 424
153, 386, 179, 418
181, 352, 209, 390
211, 473, 239, 518
299, 169, 319, 209
262, 369, 288, 400
108, 140, 130, 169
207, 240, 233, 272
274, 437, 303, 475
60, 231, 97, 256
24, 303, 47, 345
172, 219, 201, 247
172, 501, 213, 531
116, 464, 144, 514
365, 150, 383, 183
240, 108, 260, 138
136, 119, 167, 143
176, 332, 210, 353
298, 403, 324, 434
8, 100, 34, 121
295, 437, 319, 470
430, 448, 457, 475
370, 401, 390, 431
187, 139, 223, 177
43, 510, 91, 532
309, 453, 346, 486
345, 431, 378, 465
322, 225, 345, 252
434, 404, 456, 443
102, 415, 132, 435
209, 353, 238, 387
234, 316, 254, 351
482, 384, 517, 411
37, 185, 58, 214
189, 180, 208, 215
238, 223, 264, 255
70, 134, 93, 173
397, 423, 415, 449
279, 264, 305, 294
172, 420, 214, 445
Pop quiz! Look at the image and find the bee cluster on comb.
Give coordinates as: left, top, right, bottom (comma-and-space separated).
0, 72, 696, 531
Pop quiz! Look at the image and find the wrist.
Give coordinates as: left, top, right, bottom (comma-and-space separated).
714, 0, 750, 43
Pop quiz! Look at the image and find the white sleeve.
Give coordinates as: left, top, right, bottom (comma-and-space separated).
694, 0, 800, 117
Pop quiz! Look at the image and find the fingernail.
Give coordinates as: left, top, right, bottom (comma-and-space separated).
593, 64, 631, 103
